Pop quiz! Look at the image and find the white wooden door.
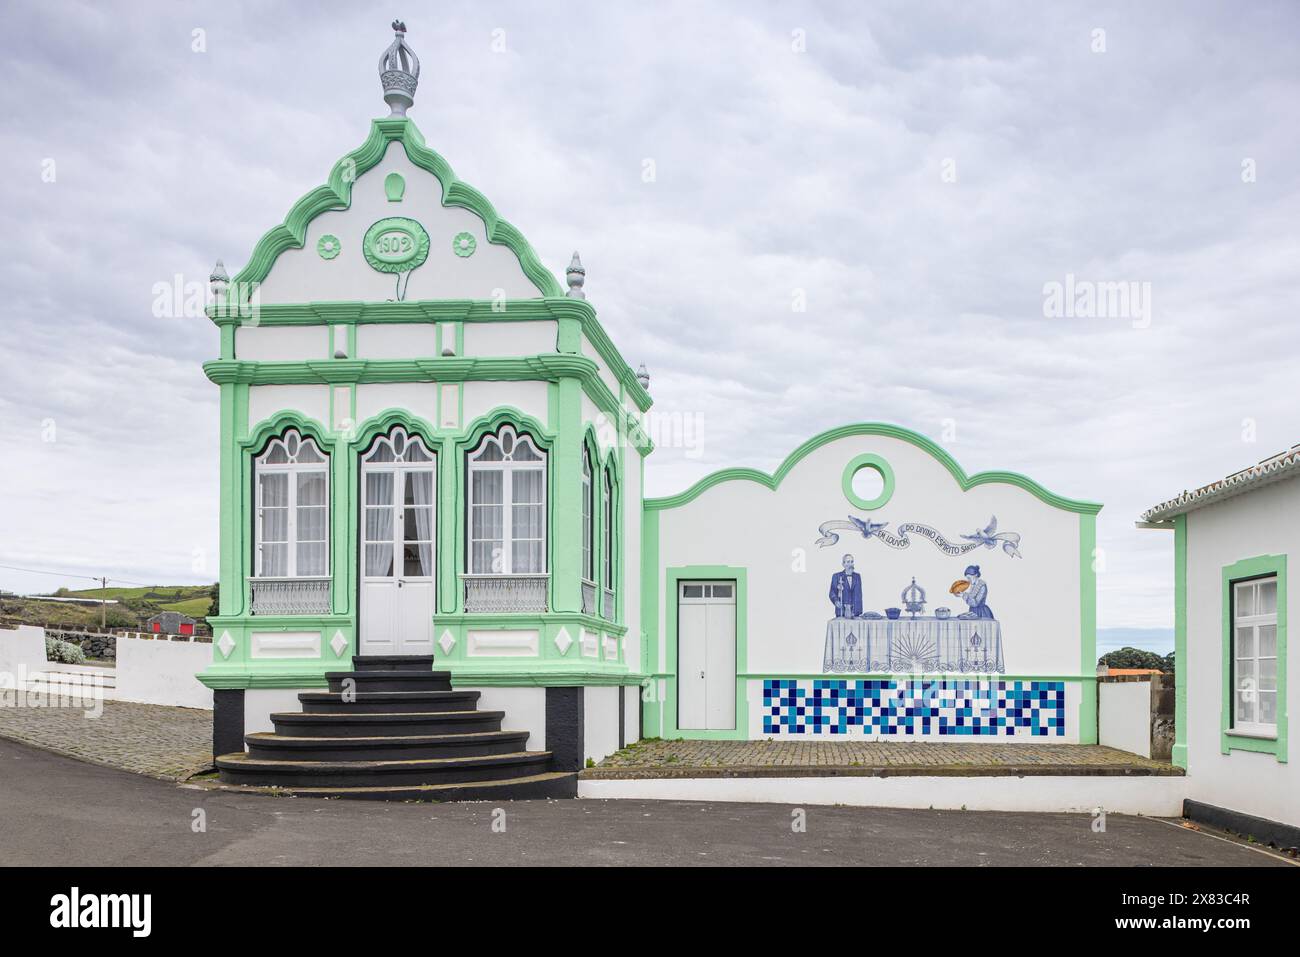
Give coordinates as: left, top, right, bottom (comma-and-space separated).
677, 581, 737, 730
360, 429, 436, 656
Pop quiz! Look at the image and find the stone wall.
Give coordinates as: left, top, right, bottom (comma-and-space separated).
36, 627, 212, 661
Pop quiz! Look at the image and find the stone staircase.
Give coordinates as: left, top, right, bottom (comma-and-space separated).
215, 655, 576, 801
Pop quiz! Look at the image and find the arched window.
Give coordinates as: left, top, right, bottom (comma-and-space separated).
255, 429, 329, 578
361, 427, 435, 579
603, 466, 616, 619
467, 425, 546, 575
581, 444, 595, 583
604, 466, 615, 587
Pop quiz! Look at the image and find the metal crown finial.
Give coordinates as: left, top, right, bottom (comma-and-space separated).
566, 251, 586, 299
636, 362, 650, 391
379, 21, 420, 117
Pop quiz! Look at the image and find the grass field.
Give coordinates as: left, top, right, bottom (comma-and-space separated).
1, 584, 214, 632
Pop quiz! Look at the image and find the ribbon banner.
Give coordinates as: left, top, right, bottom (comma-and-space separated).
815, 514, 1022, 558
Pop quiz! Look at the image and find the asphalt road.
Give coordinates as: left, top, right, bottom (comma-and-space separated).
0, 737, 1288, 867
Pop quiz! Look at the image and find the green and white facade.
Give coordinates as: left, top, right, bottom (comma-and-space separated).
1143, 451, 1298, 837
199, 26, 1102, 764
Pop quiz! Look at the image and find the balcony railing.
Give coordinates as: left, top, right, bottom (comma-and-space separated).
602, 588, 616, 621
581, 580, 597, 617
462, 574, 549, 614
249, 577, 331, 616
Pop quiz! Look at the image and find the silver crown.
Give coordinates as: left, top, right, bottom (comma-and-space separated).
379, 20, 420, 117
566, 251, 586, 299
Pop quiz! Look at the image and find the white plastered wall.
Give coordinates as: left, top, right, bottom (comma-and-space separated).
236, 325, 329, 361
656, 434, 1084, 678
255, 140, 544, 304
462, 320, 557, 356
1184, 479, 1300, 828
461, 380, 549, 428
584, 685, 621, 763
247, 384, 329, 431
463, 686, 546, 752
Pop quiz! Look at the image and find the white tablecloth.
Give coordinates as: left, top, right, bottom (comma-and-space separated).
822, 616, 1005, 674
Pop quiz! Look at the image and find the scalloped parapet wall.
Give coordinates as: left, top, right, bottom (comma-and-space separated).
231, 119, 564, 305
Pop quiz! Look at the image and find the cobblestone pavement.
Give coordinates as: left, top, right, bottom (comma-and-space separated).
585, 739, 1182, 778
0, 698, 211, 781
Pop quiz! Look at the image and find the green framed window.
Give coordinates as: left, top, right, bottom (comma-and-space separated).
1221, 554, 1288, 762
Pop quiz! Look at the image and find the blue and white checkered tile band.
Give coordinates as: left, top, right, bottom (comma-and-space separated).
762, 679, 1066, 737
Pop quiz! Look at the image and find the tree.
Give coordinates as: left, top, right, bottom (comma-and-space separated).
208, 581, 220, 618
1099, 646, 1171, 673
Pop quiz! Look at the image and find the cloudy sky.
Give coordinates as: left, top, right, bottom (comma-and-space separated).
2, 1, 1297, 646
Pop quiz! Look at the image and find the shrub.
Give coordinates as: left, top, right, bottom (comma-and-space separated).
45, 636, 86, 665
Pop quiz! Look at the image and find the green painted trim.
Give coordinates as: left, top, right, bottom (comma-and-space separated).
204, 354, 653, 456
707, 672, 1099, 682
229, 118, 564, 298
662, 565, 749, 741
641, 507, 661, 736
1219, 553, 1288, 763
646, 422, 1102, 515
1078, 512, 1098, 744
1173, 514, 1188, 768
208, 298, 652, 413
384, 172, 405, 202
449, 669, 645, 688
841, 452, 895, 511
362, 216, 430, 275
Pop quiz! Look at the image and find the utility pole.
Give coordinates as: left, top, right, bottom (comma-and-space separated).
99, 576, 107, 630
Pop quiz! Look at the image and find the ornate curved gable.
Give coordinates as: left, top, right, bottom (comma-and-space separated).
234, 118, 562, 305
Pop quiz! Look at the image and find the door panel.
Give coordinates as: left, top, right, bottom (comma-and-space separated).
677, 580, 737, 731
705, 603, 737, 729
360, 432, 436, 656
678, 603, 709, 730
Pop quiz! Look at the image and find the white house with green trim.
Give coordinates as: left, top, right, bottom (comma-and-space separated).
1142, 448, 1298, 843
201, 25, 1104, 798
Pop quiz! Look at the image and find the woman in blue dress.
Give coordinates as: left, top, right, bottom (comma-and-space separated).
957, 565, 995, 619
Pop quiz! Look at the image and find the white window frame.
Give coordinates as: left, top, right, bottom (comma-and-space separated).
361, 426, 436, 581
581, 444, 594, 583
254, 429, 330, 579
466, 425, 547, 576
1232, 575, 1279, 738
603, 466, 615, 589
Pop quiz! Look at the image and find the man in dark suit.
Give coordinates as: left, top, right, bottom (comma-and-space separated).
828, 554, 863, 618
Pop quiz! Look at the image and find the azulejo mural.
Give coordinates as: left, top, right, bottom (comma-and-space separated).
817, 514, 1018, 673
763, 679, 1067, 737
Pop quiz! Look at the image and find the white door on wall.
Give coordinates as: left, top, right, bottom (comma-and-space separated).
677, 580, 737, 730
360, 428, 436, 656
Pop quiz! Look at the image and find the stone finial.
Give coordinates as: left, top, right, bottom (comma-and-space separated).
636, 362, 650, 391
565, 251, 586, 299
209, 259, 229, 300
379, 21, 420, 117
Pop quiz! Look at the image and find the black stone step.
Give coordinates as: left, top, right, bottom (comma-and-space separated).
215, 750, 554, 788
351, 654, 435, 672
270, 709, 506, 738
298, 689, 480, 714
245, 730, 530, 762
214, 771, 578, 802
325, 670, 452, 693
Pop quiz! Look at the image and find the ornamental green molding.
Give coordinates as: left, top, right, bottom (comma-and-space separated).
229, 117, 565, 298
452, 232, 476, 257
362, 216, 430, 274
841, 453, 895, 511
645, 422, 1103, 515
204, 354, 654, 455
316, 234, 341, 260
207, 297, 653, 413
